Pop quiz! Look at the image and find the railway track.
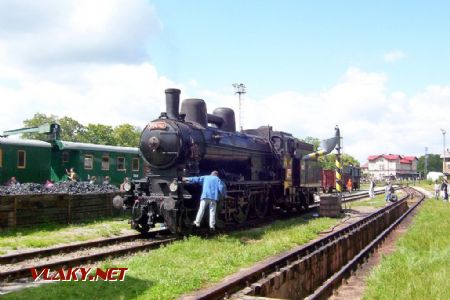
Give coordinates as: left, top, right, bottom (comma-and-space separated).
0, 230, 174, 282
0, 188, 390, 284
183, 186, 424, 299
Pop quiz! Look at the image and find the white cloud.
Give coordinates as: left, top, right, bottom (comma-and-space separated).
383, 50, 405, 62
195, 67, 450, 163
0, 2, 447, 166
0, 0, 161, 66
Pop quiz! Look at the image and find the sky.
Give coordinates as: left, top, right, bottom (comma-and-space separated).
1, 0, 450, 163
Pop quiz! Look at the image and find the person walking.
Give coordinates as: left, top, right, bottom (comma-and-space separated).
369, 178, 375, 199
183, 170, 226, 230
442, 179, 448, 201
434, 180, 441, 200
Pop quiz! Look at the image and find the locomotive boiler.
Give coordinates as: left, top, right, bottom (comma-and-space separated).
114, 88, 321, 234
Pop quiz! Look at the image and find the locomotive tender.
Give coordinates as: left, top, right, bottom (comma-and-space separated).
116, 88, 321, 234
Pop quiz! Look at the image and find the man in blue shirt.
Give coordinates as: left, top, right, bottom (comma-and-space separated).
183, 170, 226, 230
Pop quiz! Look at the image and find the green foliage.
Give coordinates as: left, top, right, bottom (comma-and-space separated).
22, 113, 59, 140
20, 113, 141, 147
319, 153, 360, 169
112, 124, 141, 147
58, 116, 86, 142
79, 124, 115, 145
417, 153, 442, 174
302, 136, 321, 151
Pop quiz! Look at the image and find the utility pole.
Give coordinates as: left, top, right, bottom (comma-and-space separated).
232, 83, 246, 131
424, 147, 428, 180
441, 129, 446, 174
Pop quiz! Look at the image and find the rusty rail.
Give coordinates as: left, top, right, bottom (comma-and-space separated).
185, 188, 413, 299
306, 188, 425, 299
0, 236, 175, 282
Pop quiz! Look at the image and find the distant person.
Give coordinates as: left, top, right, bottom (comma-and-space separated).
384, 181, 391, 202
369, 179, 375, 199
434, 180, 441, 200
89, 176, 97, 185
6, 176, 19, 186
120, 177, 130, 191
346, 178, 353, 194
387, 183, 396, 202
66, 168, 77, 181
44, 180, 54, 189
441, 179, 448, 201
103, 176, 110, 185
182, 170, 226, 231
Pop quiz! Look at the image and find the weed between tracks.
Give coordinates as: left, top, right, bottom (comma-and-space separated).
3, 214, 339, 300
0, 218, 131, 255
364, 200, 450, 299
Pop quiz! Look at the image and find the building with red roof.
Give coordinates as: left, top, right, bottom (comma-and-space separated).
367, 154, 418, 179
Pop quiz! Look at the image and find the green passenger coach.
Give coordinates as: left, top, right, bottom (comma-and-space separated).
0, 137, 146, 186
0, 138, 52, 184
52, 141, 144, 184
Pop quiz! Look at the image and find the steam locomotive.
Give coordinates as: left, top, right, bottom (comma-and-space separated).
114, 88, 321, 234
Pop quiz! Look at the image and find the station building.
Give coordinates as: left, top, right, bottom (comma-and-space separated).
365, 154, 418, 180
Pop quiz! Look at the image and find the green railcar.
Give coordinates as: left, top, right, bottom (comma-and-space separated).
51, 141, 145, 185
0, 138, 146, 186
0, 138, 51, 185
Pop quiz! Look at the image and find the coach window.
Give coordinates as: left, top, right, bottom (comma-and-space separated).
63, 151, 69, 163
17, 150, 26, 168
84, 155, 93, 170
132, 158, 139, 171
102, 155, 110, 170
117, 157, 125, 171
62, 151, 69, 163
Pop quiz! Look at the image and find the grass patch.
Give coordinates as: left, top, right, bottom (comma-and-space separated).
0, 217, 131, 255
348, 193, 387, 208
3, 214, 340, 300
363, 200, 450, 299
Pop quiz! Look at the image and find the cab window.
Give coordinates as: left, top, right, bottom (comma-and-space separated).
132, 158, 139, 171
17, 150, 26, 168
117, 157, 125, 171
102, 155, 110, 170
84, 155, 93, 170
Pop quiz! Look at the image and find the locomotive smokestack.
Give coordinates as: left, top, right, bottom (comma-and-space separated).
165, 88, 180, 119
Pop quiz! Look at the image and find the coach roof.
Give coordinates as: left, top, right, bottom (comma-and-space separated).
59, 141, 140, 154
0, 137, 51, 148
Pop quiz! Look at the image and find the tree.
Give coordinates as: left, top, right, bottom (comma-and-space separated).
113, 124, 141, 147
79, 124, 116, 145
58, 116, 86, 142
319, 153, 360, 170
417, 154, 442, 174
20, 114, 143, 147
21, 113, 86, 142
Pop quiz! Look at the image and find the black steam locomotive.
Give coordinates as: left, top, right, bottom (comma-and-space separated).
114, 88, 321, 234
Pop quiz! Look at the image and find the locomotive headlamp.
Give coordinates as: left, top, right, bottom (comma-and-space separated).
123, 182, 132, 192
169, 179, 178, 192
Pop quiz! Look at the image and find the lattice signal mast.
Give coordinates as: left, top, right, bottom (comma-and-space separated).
233, 83, 246, 131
